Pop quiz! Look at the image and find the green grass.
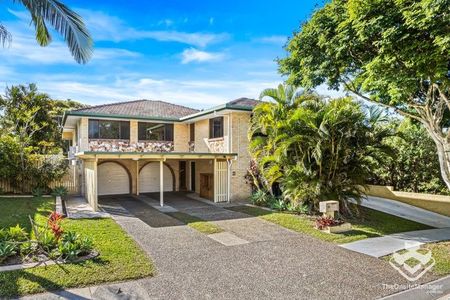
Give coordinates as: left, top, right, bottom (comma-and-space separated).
383, 242, 450, 276
0, 197, 154, 297
228, 205, 431, 244
427, 242, 450, 275
167, 212, 224, 234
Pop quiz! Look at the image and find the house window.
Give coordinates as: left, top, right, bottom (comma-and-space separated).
189, 123, 195, 142
209, 117, 224, 138
88, 120, 130, 139
138, 122, 174, 141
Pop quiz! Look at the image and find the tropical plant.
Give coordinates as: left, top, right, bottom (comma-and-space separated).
0, 242, 16, 262
315, 216, 343, 230
279, 0, 450, 190
7, 225, 28, 242
249, 84, 391, 213
51, 186, 68, 197
0, 0, 93, 64
31, 187, 45, 197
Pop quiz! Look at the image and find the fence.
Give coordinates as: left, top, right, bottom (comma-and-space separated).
0, 160, 80, 195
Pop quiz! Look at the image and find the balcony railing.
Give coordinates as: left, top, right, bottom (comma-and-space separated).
205, 137, 226, 153
88, 139, 174, 152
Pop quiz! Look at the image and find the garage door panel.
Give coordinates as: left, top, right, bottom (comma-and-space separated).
139, 163, 173, 193
98, 162, 130, 196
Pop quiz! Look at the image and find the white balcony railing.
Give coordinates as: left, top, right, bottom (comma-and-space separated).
204, 137, 226, 153
88, 139, 174, 152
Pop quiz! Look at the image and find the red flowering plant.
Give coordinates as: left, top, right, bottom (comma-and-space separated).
315, 216, 344, 230
47, 212, 64, 240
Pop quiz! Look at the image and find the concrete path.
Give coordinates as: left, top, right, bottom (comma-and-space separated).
65, 196, 110, 219
341, 228, 450, 257
352, 196, 450, 228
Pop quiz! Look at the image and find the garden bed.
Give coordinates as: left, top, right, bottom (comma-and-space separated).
0, 197, 154, 297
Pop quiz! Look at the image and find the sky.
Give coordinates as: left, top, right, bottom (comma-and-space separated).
0, 0, 335, 109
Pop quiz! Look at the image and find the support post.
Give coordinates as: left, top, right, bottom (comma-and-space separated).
227, 159, 232, 203
160, 159, 164, 207
136, 159, 140, 196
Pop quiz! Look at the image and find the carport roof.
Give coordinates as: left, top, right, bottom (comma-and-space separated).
76, 151, 238, 160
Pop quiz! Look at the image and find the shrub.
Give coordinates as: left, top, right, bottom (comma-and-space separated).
31, 187, 45, 197
0, 242, 16, 263
37, 229, 57, 252
77, 236, 93, 254
51, 186, 68, 197
286, 202, 310, 214
270, 198, 287, 211
249, 190, 269, 206
315, 216, 344, 230
19, 241, 37, 257
7, 225, 28, 242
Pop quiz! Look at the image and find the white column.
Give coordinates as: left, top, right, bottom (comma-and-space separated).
213, 158, 217, 203
227, 159, 232, 203
136, 160, 140, 196
160, 160, 164, 206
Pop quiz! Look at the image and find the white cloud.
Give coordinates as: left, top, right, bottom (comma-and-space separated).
6, 74, 280, 108
255, 35, 288, 45
209, 17, 215, 25
181, 48, 225, 64
78, 9, 228, 47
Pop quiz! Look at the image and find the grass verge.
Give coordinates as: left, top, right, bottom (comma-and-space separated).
0, 197, 154, 297
167, 212, 224, 234
228, 205, 431, 244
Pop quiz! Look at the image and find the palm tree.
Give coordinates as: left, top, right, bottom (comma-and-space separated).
1, 0, 93, 64
249, 84, 392, 214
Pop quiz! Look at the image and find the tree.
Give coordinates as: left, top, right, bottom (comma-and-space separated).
279, 0, 450, 188
249, 84, 390, 213
0, 84, 85, 153
370, 118, 448, 194
1, 0, 93, 63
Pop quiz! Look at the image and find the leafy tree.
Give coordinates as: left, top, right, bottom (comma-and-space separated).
1, 0, 93, 63
279, 0, 450, 189
0, 84, 85, 154
371, 118, 448, 194
249, 84, 390, 213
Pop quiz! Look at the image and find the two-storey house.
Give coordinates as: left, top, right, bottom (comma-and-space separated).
61, 98, 259, 210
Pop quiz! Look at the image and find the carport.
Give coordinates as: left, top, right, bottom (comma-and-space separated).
77, 151, 237, 211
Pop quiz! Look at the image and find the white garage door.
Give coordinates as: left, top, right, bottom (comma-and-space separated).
139, 163, 173, 193
98, 162, 130, 195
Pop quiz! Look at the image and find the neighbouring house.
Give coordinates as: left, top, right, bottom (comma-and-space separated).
61, 98, 259, 210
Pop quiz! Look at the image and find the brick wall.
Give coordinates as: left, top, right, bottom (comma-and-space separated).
230, 112, 252, 201
174, 123, 189, 152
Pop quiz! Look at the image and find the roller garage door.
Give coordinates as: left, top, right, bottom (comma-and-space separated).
97, 162, 130, 195
139, 163, 173, 193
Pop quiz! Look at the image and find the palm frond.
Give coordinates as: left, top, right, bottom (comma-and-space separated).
0, 23, 12, 47
18, 0, 93, 64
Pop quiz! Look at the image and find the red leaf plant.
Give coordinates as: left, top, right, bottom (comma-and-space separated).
315, 216, 344, 230
48, 211, 64, 240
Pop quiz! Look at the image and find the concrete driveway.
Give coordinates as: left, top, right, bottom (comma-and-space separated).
96, 193, 430, 300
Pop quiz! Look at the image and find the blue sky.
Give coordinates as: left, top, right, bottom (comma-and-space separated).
0, 0, 332, 108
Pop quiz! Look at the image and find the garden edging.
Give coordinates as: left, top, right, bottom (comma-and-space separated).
0, 250, 99, 272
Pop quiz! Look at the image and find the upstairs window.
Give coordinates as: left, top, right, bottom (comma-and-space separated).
209, 117, 224, 139
138, 122, 174, 141
189, 123, 195, 142
88, 120, 130, 140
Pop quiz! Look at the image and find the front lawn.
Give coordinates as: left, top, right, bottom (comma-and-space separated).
228, 205, 431, 244
0, 197, 154, 297
167, 211, 224, 234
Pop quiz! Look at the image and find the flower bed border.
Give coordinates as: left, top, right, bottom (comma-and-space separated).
0, 250, 99, 272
